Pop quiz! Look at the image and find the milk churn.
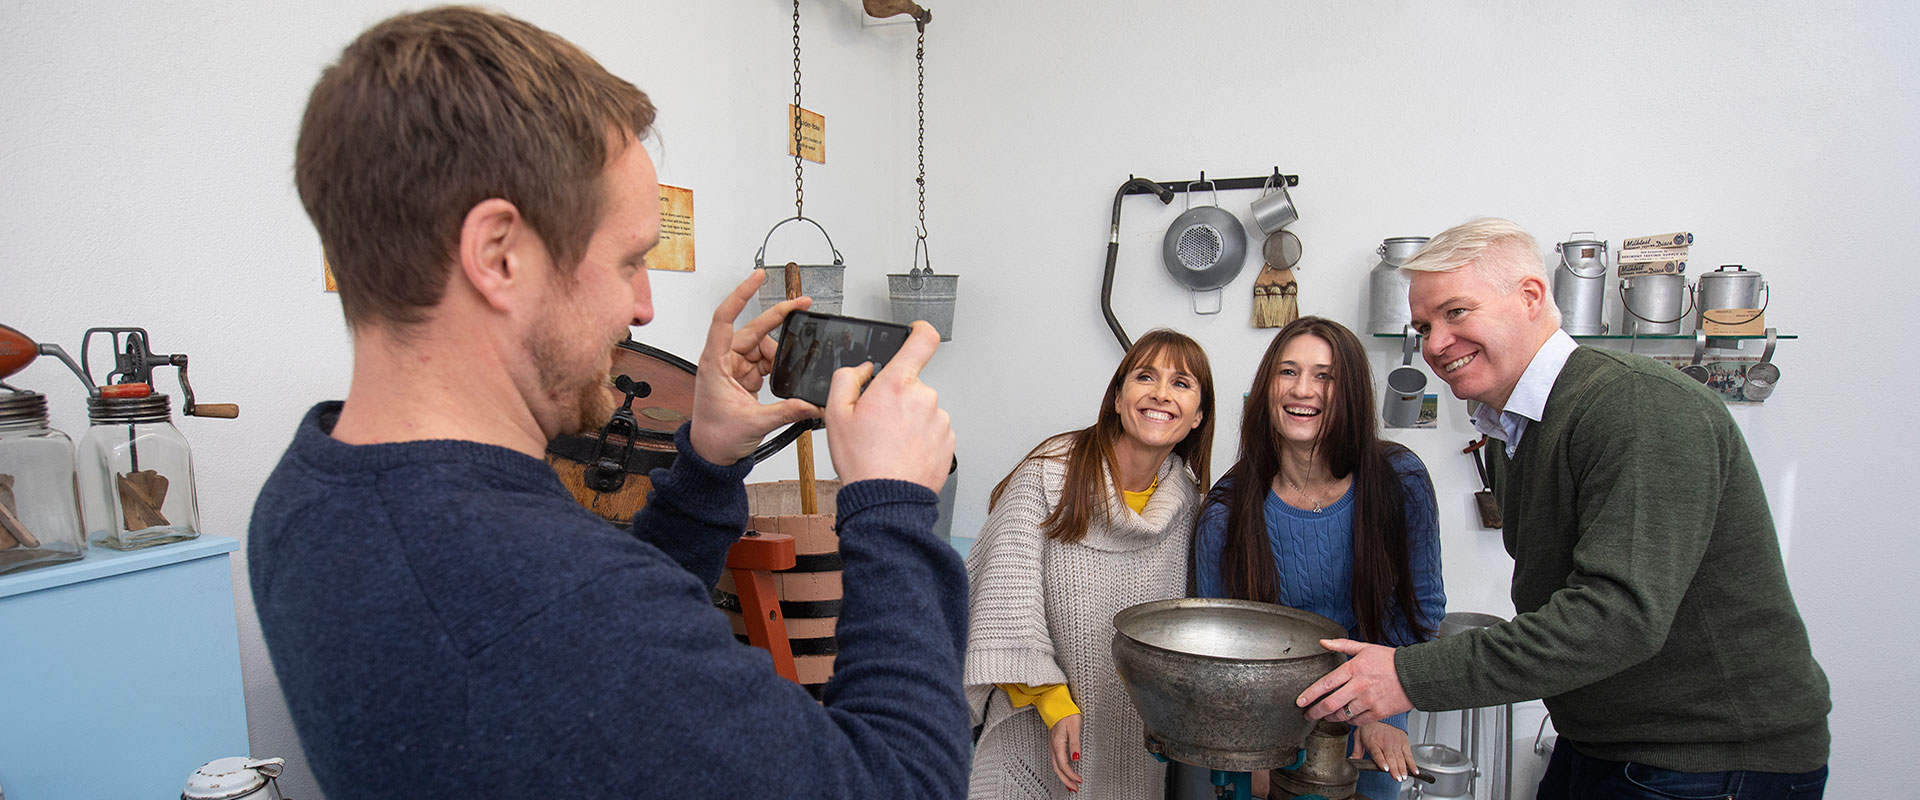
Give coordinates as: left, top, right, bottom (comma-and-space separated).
1368, 237, 1429, 335
1553, 233, 1609, 335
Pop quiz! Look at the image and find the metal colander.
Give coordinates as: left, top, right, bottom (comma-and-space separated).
1160, 181, 1249, 293
1176, 225, 1224, 268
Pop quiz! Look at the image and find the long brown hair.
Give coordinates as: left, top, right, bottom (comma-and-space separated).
990, 329, 1215, 543
1204, 317, 1431, 643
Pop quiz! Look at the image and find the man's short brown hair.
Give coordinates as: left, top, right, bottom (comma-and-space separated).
296, 6, 656, 329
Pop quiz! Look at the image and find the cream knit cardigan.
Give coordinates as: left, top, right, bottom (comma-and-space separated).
964, 439, 1198, 800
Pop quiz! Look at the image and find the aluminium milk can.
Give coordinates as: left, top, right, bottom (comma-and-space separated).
1554, 233, 1609, 335
1368, 237, 1430, 335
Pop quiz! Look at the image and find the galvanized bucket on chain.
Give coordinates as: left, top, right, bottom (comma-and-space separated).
754, 216, 845, 317
887, 237, 957, 341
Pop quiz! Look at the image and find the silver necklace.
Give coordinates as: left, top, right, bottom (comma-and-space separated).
1282, 471, 1328, 513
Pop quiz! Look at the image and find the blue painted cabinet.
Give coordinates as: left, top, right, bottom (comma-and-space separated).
0, 537, 249, 799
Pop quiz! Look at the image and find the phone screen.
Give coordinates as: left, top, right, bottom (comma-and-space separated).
771, 311, 911, 407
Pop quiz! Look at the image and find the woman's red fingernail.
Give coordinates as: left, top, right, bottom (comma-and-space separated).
1071, 752, 1080, 760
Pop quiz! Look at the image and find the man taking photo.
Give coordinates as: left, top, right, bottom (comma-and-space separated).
251, 7, 968, 797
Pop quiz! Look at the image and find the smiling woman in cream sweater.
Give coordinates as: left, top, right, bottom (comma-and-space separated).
963, 329, 1215, 800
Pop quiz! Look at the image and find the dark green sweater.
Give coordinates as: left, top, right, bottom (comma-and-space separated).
1395, 347, 1829, 773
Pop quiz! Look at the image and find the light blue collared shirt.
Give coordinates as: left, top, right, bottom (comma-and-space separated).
1471, 330, 1578, 457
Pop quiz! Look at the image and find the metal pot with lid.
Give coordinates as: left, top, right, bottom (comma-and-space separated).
1410, 743, 1474, 798
183, 757, 286, 800
1695, 264, 1769, 323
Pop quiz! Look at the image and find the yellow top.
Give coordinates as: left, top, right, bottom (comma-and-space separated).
996, 682, 1082, 728
1122, 475, 1159, 514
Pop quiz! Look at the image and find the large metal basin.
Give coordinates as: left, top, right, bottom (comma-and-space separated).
1111, 598, 1347, 772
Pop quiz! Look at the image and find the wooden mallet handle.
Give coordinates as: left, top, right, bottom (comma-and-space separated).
784, 262, 818, 515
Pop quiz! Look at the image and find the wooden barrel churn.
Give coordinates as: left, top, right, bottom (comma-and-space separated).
545, 340, 697, 526
548, 337, 833, 691
715, 479, 843, 696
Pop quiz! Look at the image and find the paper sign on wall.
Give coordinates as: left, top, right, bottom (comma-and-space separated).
646, 183, 696, 272
787, 104, 825, 164
324, 255, 336, 292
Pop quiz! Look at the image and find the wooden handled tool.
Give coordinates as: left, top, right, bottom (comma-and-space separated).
785, 263, 818, 515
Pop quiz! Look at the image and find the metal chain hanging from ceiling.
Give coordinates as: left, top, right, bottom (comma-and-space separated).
915, 20, 928, 252
792, 0, 805, 218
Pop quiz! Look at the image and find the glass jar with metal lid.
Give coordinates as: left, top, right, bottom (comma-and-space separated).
0, 390, 86, 574
77, 388, 200, 550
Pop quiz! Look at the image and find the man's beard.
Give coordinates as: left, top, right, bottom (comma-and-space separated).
527, 323, 621, 438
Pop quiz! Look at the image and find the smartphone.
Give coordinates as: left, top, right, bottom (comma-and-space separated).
770, 310, 912, 407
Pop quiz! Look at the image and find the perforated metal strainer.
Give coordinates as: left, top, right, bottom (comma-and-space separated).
1160, 180, 1249, 314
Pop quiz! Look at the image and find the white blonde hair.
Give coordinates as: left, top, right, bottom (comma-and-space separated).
1399, 218, 1556, 320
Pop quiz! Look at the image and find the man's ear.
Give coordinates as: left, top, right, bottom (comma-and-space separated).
1517, 274, 1551, 321
457, 198, 527, 313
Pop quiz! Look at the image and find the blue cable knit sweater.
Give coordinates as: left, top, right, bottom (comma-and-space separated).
1192, 448, 1445, 800
1193, 448, 1445, 646
249, 402, 970, 798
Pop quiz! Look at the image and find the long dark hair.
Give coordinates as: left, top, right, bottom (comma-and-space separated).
990, 329, 1215, 543
1204, 317, 1431, 643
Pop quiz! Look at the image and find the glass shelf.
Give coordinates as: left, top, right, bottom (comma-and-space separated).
1372, 332, 1795, 340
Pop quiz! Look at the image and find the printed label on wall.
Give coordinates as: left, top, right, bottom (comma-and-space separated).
787, 104, 825, 164
646, 184, 696, 272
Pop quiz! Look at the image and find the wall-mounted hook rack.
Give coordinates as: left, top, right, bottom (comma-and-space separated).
1121, 167, 1299, 197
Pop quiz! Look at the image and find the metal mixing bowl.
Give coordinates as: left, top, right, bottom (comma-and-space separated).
1111, 598, 1347, 771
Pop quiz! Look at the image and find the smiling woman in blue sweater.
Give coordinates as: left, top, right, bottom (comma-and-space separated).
1194, 316, 1444, 799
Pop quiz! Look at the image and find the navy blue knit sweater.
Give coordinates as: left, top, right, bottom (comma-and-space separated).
250, 402, 970, 798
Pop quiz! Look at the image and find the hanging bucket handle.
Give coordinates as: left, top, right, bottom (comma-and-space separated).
907, 236, 932, 290
754, 215, 845, 270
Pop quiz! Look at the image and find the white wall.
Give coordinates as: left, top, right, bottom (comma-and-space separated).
4, 1, 1914, 797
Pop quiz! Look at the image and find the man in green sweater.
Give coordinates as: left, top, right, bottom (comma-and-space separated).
1296, 218, 1829, 798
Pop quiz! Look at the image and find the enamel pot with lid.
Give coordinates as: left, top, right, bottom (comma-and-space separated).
1161, 180, 1250, 315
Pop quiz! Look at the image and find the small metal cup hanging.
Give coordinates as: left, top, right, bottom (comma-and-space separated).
886, 17, 958, 340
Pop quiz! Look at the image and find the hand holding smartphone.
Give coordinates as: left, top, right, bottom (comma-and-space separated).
769, 310, 912, 407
